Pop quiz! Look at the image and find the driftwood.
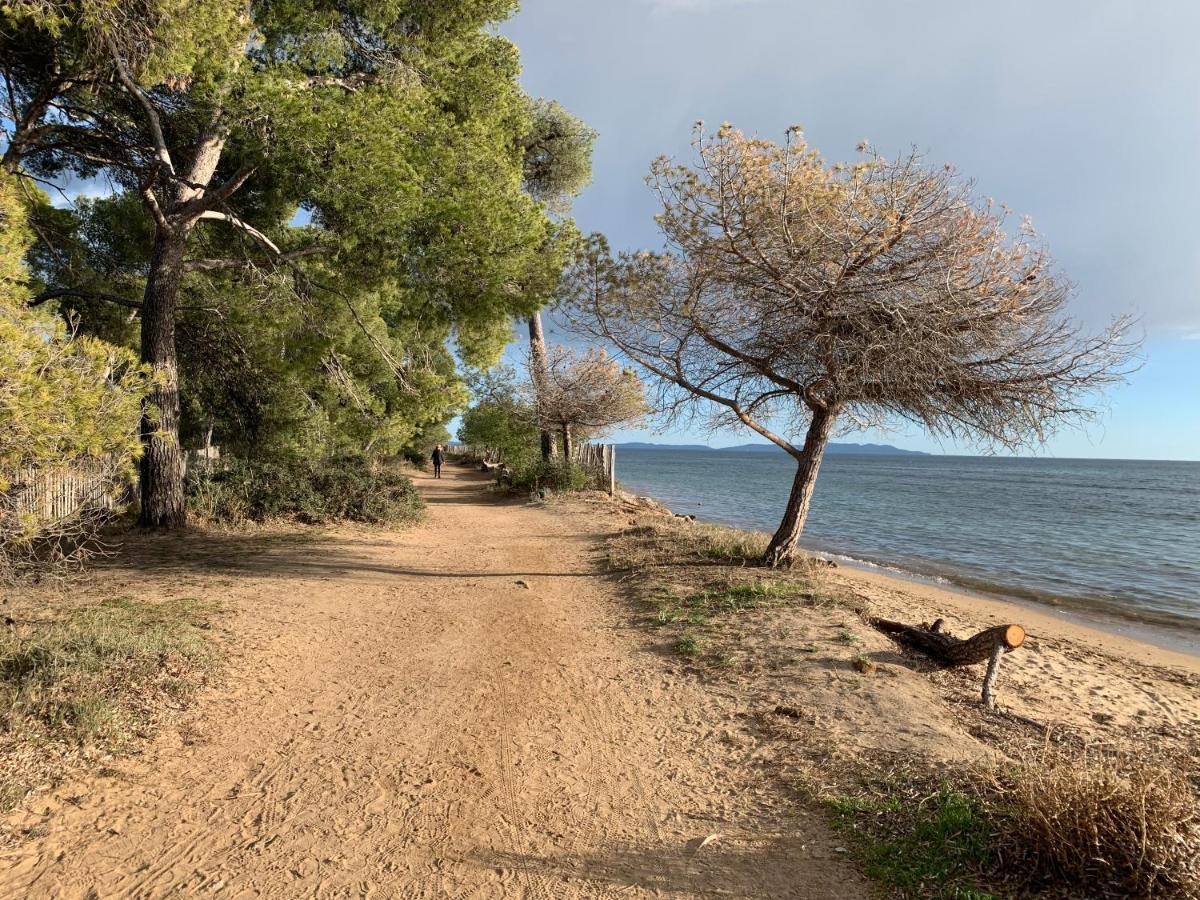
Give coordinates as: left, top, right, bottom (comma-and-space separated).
869, 617, 1025, 708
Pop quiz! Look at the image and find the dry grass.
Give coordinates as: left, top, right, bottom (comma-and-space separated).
606, 512, 1200, 898
0, 596, 221, 811
983, 743, 1200, 898
607, 516, 772, 571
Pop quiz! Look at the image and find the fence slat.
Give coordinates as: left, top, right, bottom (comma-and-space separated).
450, 441, 617, 493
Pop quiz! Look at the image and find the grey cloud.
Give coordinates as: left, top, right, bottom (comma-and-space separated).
508, 0, 1200, 335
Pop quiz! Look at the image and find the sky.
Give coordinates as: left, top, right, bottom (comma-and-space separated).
497, 0, 1200, 460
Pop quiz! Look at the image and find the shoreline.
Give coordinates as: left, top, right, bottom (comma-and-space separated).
618, 488, 1200, 670
834, 564, 1200, 677
818, 552, 1200, 662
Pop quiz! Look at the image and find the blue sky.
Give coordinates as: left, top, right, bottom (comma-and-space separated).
496, 0, 1200, 460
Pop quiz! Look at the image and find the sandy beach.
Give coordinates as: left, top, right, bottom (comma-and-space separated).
605, 488, 1200, 771
831, 564, 1200, 743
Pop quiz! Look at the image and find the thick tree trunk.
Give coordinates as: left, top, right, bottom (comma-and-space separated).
561, 423, 573, 461
870, 616, 1025, 706
138, 231, 189, 528
527, 313, 557, 461
762, 405, 838, 568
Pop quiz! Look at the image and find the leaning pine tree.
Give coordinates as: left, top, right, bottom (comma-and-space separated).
565, 125, 1138, 568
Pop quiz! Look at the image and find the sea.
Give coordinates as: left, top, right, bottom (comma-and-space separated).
616, 448, 1200, 647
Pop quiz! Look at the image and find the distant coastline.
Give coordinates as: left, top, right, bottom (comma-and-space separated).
614, 441, 929, 457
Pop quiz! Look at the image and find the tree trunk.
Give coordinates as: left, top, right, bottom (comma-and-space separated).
762, 405, 838, 568
527, 313, 557, 461
561, 423, 573, 461
868, 617, 1026, 666
138, 231, 189, 528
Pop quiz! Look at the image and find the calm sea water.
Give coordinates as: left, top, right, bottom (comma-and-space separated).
617, 449, 1200, 632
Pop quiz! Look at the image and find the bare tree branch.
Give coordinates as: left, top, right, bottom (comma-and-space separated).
197, 209, 283, 255
105, 37, 175, 177
562, 127, 1140, 566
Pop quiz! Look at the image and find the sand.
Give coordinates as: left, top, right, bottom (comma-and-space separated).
0, 466, 867, 899
835, 566, 1200, 742
3, 462, 1195, 898
596, 490, 1199, 778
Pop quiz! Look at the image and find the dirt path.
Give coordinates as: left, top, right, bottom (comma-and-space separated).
0, 465, 865, 899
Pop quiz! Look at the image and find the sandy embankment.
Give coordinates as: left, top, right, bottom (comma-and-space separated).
832, 565, 1200, 744
613, 490, 1200, 759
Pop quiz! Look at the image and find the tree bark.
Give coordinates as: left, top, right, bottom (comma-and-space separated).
762, 405, 838, 568
981, 639, 1006, 709
527, 313, 558, 461
561, 423, 573, 461
868, 617, 1026, 666
138, 230, 189, 528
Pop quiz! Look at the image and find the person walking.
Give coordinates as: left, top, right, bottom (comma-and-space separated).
431, 444, 445, 479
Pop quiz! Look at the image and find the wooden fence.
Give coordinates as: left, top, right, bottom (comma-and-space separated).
4, 447, 222, 525
6, 463, 131, 523
448, 442, 617, 495
570, 442, 617, 496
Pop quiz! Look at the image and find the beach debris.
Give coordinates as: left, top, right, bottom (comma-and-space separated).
686, 833, 724, 854
772, 704, 804, 719
514, 580, 530, 589
868, 617, 1026, 707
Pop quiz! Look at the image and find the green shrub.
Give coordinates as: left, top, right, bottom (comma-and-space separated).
186, 456, 423, 526
509, 459, 590, 494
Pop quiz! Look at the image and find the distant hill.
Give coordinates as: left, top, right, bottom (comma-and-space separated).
612, 441, 712, 452
615, 441, 928, 457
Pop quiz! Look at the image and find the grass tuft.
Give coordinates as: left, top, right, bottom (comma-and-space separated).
608, 518, 772, 570
1, 596, 221, 753
984, 743, 1200, 898
830, 784, 997, 900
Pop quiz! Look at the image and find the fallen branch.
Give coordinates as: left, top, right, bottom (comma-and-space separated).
869, 616, 1026, 707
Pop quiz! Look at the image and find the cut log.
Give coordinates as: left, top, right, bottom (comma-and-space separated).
869, 616, 1025, 708
868, 618, 1024, 668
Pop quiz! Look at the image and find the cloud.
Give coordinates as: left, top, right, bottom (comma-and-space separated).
49, 178, 114, 209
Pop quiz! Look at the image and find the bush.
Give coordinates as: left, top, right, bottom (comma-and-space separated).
509, 459, 589, 494
2, 177, 149, 583
985, 744, 1200, 898
187, 456, 424, 526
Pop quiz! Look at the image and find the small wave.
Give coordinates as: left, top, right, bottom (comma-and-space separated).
816, 552, 950, 585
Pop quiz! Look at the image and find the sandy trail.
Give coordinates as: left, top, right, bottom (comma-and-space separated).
0, 465, 864, 899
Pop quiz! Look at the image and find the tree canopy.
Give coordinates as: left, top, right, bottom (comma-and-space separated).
2, 0, 583, 525
565, 126, 1137, 566
533, 346, 646, 457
